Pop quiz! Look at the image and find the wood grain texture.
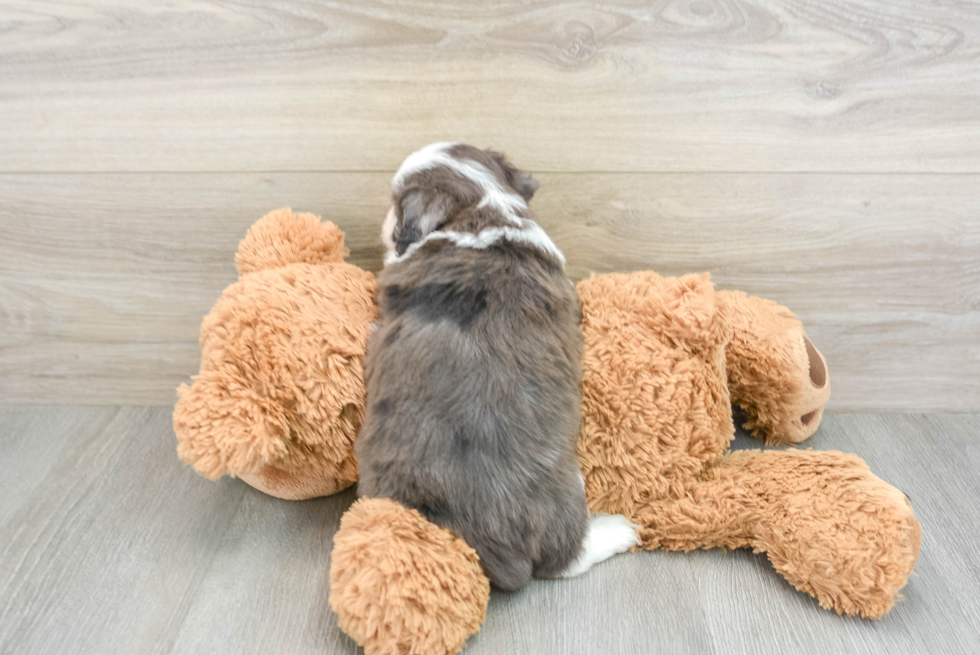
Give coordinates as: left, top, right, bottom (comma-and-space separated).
1, 172, 977, 410
0, 406, 247, 655
1, 0, 980, 173
1, 0, 978, 408
1, 408, 978, 655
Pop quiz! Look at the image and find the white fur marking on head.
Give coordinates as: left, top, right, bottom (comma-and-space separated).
383, 218, 566, 267
478, 186, 527, 215
391, 142, 458, 192
560, 514, 640, 578
392, 142, 526, 225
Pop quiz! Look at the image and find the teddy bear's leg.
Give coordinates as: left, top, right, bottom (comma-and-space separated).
716, 290, 831, 445
632, 449, 920, 619
329, 498, 490, 655
724, 449, 919, 618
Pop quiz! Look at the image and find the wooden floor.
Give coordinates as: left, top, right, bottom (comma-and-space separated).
0, 407, 977, 655
1, 0, 979, 411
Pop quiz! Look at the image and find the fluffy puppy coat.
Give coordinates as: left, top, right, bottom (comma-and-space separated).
356, 143, 637, 590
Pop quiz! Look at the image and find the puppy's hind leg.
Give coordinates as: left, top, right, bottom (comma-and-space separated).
532, 483, 590, 580
560, 514, 640, 578
476, 542, 533, 592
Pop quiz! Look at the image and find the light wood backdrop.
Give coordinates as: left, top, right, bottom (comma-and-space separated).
1, 0, 978, 410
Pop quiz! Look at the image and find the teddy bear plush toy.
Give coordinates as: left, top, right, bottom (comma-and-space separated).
174, 209, 920, 655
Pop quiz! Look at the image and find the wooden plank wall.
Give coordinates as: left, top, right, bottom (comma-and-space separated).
1, 1, 978, 410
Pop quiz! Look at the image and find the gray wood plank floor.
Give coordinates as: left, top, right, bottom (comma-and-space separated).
1, 408, 978, 655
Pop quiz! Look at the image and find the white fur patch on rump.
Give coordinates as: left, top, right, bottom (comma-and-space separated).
560, 514, 640, 578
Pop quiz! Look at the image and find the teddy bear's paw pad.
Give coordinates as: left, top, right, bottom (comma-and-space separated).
561, 514, 640, 578
330, 498, 489, 655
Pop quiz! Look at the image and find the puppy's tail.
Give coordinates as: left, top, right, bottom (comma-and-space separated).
560, 514, 640, 578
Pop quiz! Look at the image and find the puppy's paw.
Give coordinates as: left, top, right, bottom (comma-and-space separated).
562, 514, 640, 578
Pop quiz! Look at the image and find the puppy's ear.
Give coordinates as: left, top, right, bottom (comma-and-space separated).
507, 168, 539, 201
492, 151, 539, 201
395, 188, 454, 255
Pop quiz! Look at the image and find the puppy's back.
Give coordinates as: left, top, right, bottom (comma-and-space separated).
356, 239, 586, 590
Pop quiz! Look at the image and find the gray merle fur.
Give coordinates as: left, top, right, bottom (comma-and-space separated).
355, 147, 587, 591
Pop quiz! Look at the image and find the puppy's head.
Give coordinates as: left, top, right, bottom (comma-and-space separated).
382, 143, 539, 258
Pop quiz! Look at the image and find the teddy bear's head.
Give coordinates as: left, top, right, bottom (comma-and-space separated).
174, 209, 376, 500
234, 208, 349, 274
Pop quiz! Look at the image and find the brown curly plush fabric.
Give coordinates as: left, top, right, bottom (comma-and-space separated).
173, 209, 376, 499
576, 270, 920, 619
330, 498, 490, 655
719, 290, 832, 445
673, 449, 921, 619
577, 271, 735, 514
236, 208, 347, 274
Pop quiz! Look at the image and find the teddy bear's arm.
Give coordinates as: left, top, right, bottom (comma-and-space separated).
717, 290, 831, 445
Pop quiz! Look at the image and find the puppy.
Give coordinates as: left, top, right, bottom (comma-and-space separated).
356, 143, 638, 591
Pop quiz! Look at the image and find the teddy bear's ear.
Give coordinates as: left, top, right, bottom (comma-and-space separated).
235, 208, 348, 275
173, 369, 291, 479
